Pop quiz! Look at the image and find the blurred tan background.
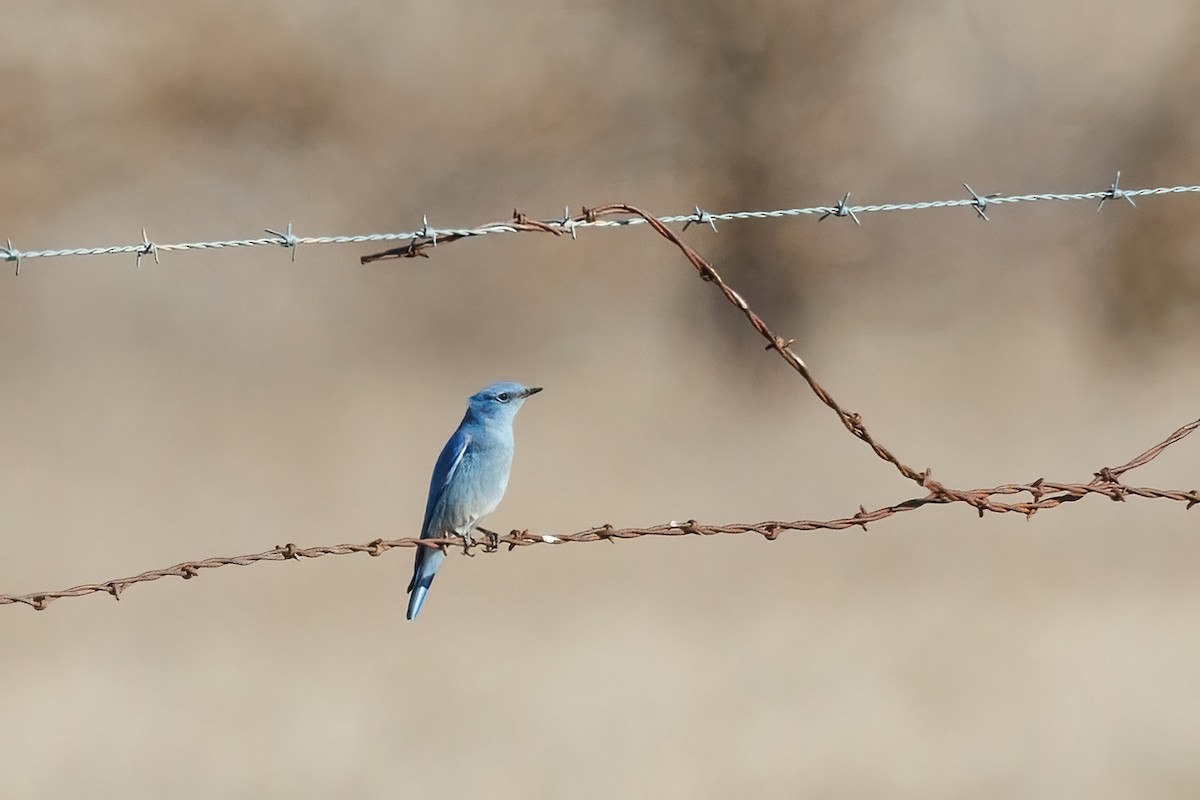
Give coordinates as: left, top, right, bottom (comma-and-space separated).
2, 1, 1199, 797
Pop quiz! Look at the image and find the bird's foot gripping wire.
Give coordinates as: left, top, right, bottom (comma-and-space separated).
475, 527, 501, 553
455, 530, 478, 556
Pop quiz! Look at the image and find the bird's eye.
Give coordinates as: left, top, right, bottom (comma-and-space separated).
496, 392, 510, 402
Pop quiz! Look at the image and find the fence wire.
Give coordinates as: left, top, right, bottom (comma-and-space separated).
2, 172, 1198, 273
1, 193, 1197, 610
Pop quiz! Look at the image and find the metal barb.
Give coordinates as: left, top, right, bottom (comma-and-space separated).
1098, 170, 1137, 211
136, 228, 160, 269
819, 192, 860, 225
265, 222, 300, 262
557, 207, 578, 240
682, 206, 718, 233
2, 238, 22, 276
420, 214, 437, 246
963, 183, 998, 221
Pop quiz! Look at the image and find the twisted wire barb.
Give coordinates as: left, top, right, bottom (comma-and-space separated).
1, 199, 1196, 610
3, 176, 1198, 270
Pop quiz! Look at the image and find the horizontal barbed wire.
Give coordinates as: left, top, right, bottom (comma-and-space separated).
2, 172, 1196, 273
1, 197, 1195, 611
2, 419, 1196, 611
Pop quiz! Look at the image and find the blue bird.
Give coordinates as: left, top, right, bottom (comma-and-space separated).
406, 381, 542, 620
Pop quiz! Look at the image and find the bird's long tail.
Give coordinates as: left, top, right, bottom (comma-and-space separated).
406, 545, 445, 620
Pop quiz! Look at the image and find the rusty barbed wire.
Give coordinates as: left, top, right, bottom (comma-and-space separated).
1, 417, 1195, 610
2, 198, 1196, 610
2, 172, 1198, 273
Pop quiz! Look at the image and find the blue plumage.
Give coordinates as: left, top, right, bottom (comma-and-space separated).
406, 382, 541, 620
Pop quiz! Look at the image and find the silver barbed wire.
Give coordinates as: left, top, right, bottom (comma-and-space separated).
3, 174, 1198, 271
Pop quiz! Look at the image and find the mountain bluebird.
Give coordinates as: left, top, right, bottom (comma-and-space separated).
406, 381, 542, 620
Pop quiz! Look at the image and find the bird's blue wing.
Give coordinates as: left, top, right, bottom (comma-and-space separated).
421, 427, 472, 536
406, 426, 471, 620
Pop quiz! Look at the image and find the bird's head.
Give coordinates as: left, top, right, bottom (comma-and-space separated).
467, 381, 542, 420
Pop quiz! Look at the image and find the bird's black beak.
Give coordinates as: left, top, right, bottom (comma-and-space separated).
525, 387, 543, 397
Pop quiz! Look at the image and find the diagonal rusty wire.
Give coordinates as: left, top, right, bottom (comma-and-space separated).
367, 205, 931, 486
1, 206, 1195, 611
579, 204, 932, 487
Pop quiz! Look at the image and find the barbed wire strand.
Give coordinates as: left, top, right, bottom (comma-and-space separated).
2, 419, 1195, 611
2, 195, 1196, 610
2, 172, 1197, 272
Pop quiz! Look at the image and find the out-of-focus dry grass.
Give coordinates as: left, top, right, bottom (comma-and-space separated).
1, 2, 1199, 798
